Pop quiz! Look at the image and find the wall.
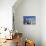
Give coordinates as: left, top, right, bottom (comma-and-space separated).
41, 0, 46, 46
13, 0, 46, 46
13, 0, 41, 46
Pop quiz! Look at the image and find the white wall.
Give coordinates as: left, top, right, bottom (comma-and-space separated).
41, 0, 46, 46
13, 0, 41, 46
0, 0, 16, 30
13, 0, 46, 46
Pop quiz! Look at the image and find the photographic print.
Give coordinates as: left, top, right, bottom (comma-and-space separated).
23, 16, 36, 25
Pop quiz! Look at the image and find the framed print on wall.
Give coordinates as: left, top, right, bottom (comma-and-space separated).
23, 16, 36, 25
